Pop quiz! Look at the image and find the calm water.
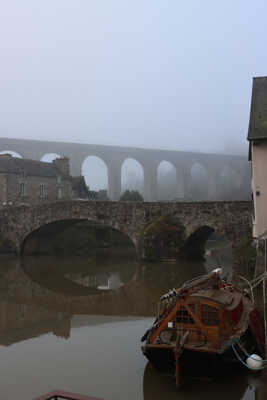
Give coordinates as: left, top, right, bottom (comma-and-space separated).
0, 245, 265, 400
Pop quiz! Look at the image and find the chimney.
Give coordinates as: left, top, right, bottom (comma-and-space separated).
53, 157, 70, 176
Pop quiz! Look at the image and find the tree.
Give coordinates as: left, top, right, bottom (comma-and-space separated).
120, 190, 143, 202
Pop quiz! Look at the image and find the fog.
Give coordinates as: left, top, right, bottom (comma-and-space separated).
0, 1, 266, 156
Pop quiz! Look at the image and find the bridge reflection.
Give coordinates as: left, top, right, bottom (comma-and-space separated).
0, 255, 206, 346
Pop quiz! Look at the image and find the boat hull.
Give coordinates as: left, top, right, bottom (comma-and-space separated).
142, 327, 259, 377
142, 346, 241, 377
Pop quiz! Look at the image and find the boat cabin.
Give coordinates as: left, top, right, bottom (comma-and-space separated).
148, 285, 246, 352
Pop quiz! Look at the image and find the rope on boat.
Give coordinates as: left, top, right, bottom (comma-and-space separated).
231, 338, 267, 370
248, 272, 267, 290
238, 275, 255, 304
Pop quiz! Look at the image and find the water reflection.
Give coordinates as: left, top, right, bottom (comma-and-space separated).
143, 362, 257, 400
0, 242, 264, 400
21, 254, 137, 296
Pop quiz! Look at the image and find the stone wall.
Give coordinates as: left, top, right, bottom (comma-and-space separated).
0, 200, 252, 274
0, 172, 72, 207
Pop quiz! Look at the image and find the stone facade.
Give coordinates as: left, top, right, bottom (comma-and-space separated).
0, 154, 88, 207
247, 76, 267, 238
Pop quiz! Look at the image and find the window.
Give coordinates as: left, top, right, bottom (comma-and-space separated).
176, 304, 195, 324
201, 304, 219, 326
19, 183, 26, 197
40, 184, 45, 199
58, 187, 62, 199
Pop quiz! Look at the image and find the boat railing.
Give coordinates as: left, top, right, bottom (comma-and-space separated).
34, 390, 103, 400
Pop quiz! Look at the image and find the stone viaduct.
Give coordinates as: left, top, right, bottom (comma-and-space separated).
0, 137, 249, 201
0, 200, 252, 271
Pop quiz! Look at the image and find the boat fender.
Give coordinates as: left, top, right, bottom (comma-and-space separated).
212, 268, 222, 276
246, 354, 263, 370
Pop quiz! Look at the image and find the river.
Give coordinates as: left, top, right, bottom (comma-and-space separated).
0, 242, 265, 400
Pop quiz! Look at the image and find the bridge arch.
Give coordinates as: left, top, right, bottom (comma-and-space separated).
81, 155, 108, 193
157, 160, 177, 201
21, 218, 137, 259
189, 162, 209, 200
11, 202, 140, 257
219, 165, 242, 200
40, 153, 63, 162
121, 158, 144, 196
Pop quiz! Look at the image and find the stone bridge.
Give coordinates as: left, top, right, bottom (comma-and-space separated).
0, 200, 252, 271
0, 137, 249, 201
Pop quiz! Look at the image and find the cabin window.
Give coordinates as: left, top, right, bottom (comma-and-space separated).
201, 304, 219, 326
176, 305, 195, 324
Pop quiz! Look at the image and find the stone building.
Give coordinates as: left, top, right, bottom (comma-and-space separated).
248, 76, 267, 239
0, 154, 88, 207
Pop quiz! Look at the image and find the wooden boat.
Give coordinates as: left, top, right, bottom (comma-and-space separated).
141, 268, 265, 387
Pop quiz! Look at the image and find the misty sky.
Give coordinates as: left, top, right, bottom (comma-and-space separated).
0, 1, 266, 156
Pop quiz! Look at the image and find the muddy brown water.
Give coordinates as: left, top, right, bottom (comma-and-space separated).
0, 244, 264, 399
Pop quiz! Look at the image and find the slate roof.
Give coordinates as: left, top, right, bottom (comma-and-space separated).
248, 76, 267, 141
0, 155, 68, 178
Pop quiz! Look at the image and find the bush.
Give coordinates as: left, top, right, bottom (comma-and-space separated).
120, 190, 143, 202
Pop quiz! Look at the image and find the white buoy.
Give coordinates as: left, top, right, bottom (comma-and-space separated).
246, 354, 263, 370
212, 268, 222, 276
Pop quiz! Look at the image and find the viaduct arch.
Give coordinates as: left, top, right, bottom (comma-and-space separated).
0, 137, 249, 201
